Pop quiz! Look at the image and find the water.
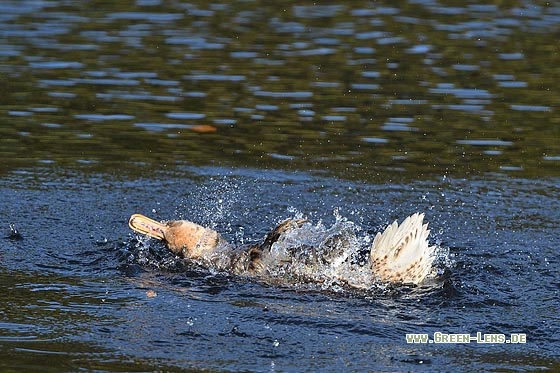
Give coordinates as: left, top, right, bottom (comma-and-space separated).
1, 1, 559, 179
1, 169, 558, 371
1, 1, 559, 371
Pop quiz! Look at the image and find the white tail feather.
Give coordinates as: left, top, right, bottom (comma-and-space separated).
370, 213, 435, 285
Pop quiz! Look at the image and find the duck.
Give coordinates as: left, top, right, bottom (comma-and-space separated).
128, 212, 436, 288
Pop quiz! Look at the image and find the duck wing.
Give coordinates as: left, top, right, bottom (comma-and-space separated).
259, 218, 308, 252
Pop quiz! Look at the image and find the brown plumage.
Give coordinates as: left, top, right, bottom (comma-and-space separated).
128, 212, 436, 287
129, 214, 222, 258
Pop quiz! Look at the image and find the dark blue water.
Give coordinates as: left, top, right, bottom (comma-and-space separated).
1, 0, 559, 371
1, 168, 558, 371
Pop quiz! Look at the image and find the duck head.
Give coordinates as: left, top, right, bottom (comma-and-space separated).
128, 214, 221, 258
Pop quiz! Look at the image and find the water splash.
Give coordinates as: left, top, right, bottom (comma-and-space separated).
175, 176, 245, 232
256, 214, 378, 291
127, 197, 450, 293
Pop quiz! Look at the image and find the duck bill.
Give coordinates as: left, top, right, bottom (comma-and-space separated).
129, 214, 166, 240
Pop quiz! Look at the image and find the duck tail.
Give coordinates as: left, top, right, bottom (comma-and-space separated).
369, 213, 435, 285
129, 214, 166, 240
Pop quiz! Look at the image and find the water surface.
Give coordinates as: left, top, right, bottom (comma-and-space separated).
1, 1, 559, 372
1, 168, 558, 371
0, 0, 558, 179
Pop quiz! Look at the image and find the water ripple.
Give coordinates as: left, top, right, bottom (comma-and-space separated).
456, 139, 514, 147
75, 114, 135, 121
510, 104, 552, 112
254, 91, 313, 99
183, 74, 245, 82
